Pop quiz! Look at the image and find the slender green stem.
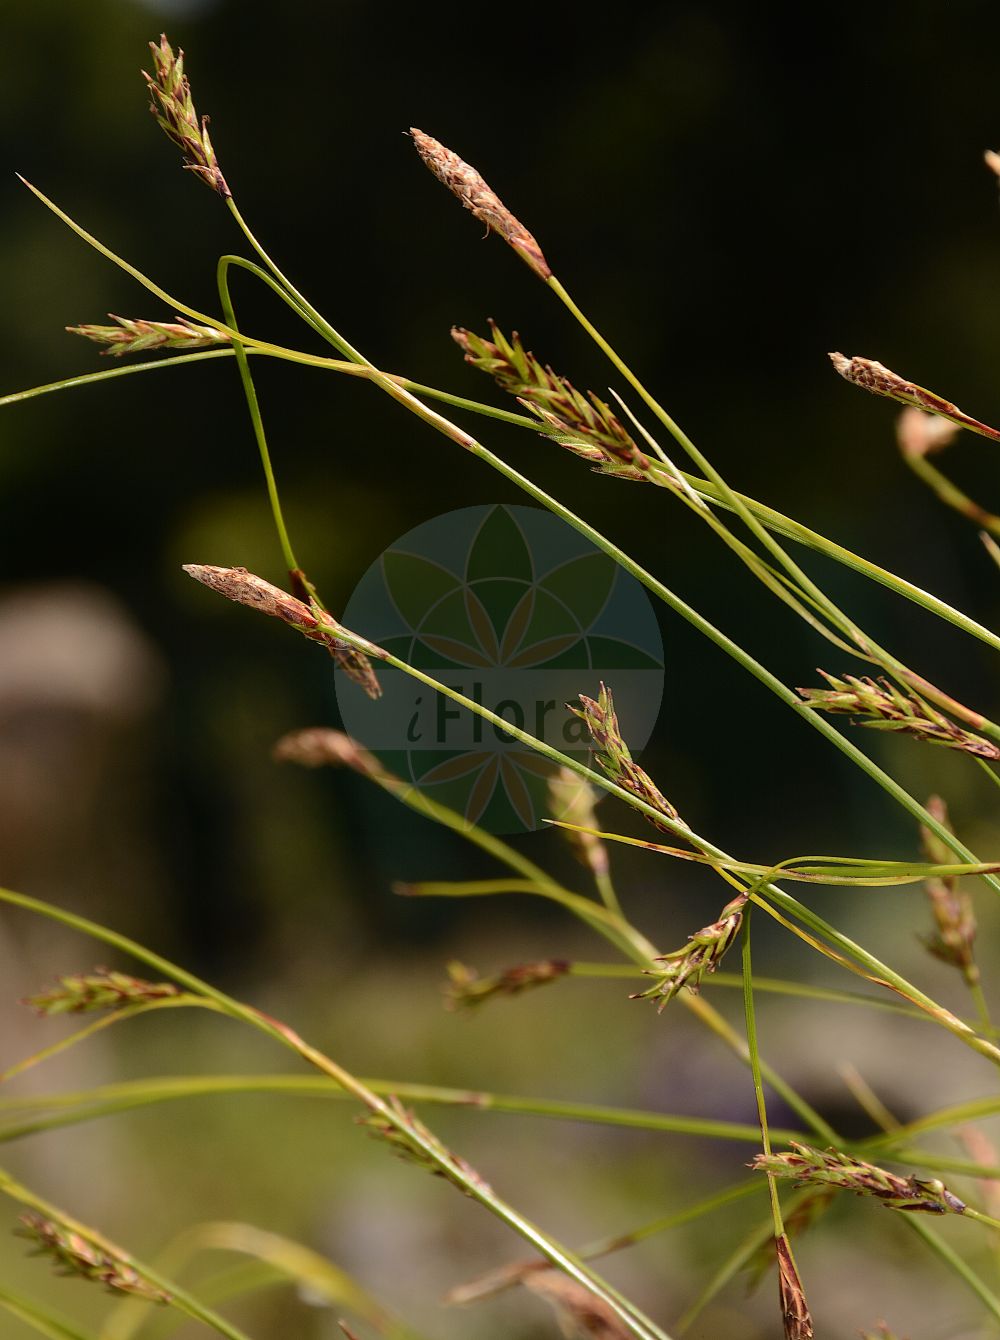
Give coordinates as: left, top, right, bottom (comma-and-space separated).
0, 887, 667, 1340
0, 995, 220, 1083
0, 1073, 809, 1147
400, 877, 652, 961
216, 259, 298, 572
904, 1217, 1000, 1323
0, 1284, 97, 1340
904, 449, 1000, 537
741, 908, 785, 1239
15, 176, 1000, 661
0, 1167, 254, 1340
322, 618, 1000, 1069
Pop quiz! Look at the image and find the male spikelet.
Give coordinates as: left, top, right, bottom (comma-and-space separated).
410, 130, 551, 279
830, 353, 1000, 442
183, 566, 382, 699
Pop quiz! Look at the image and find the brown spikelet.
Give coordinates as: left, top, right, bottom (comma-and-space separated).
273, 727, 385, 779
919, 796, 978, 981
15, 1213, 170, 1303
752, 1142, 966, 1214
143, 34, 230, 197
830, 352, 1000, 442
410, 130, 551, 280
569, 684, 680, 828
798, 671, 1000, 760
182, 565, 383, 699
775, 1236, 813, 1340
524, 1270, 631, 1339
445, 958, 570, 1010
452, 323, 650, 479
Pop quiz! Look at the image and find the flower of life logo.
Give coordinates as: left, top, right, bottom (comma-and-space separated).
335, 504, 664, 835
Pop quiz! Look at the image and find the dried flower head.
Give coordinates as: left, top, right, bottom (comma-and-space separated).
895, 406, 959, 459
830, 353, 1000, 442
775, 1236, 813, 1340
752, 1143, 966, 1215
410, 129, 551, 280
798, 671, 1000, 760
183, 565, 383, 699
744, 1190, 835, 1293
445, 958, 570, 1010
16, 1213, 170, 1303
67, 315, 229, 358
524, 1270, 632, 1339
632, 891, 747, 1010
548, 767, 610, 879
570, 684, 679, 829
358, 1095, 491, 1197
144, 34, 230, 197
452, 323, 650, 479
22, 969, 178, 1016
919, 796, 978, 981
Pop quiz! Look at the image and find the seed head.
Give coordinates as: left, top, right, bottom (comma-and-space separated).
570, 684, 679, 829
67, 314, 229, 358
273, 727, 386, 779
445, 958, 570, 1011
752, 1143, 966, 1214
525, 1270, 632, 1339
830, 352, 1000, 442
798, 672, 1000, 760
144, 34, 230, 197
548, 767, 610, 878
632, 891, 747, 1009
452, 323, 650, 479
919, 796, 978, 981
358, 1095, 491, 1197
16, 1213, 170, 1303
22, 969, 178, 1016
776, 1236, 813, 1340
410, 130, 551, 280
183, 565, 383, 699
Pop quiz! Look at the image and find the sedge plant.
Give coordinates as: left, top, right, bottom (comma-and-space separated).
3, 32, 1000, 1339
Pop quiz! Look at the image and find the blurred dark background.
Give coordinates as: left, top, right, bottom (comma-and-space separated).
3, 2, 1000, 1336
